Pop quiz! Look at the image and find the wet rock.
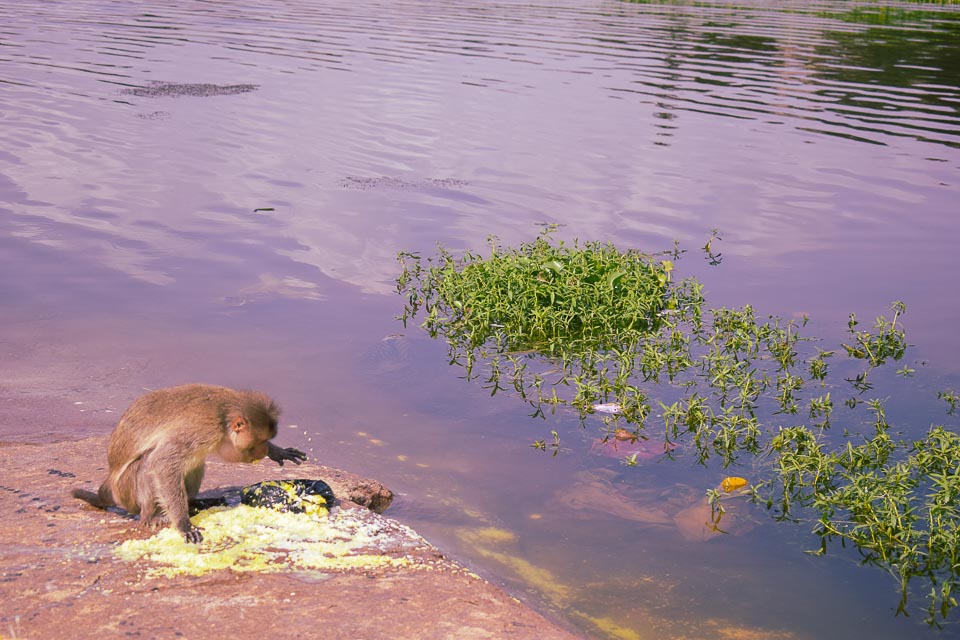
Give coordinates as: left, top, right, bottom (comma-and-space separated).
555, 470, 758, 543
673, 487, 756, 542
554, 471, 672, 525
343, 479, 394, 513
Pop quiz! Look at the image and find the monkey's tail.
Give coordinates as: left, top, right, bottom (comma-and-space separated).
72, 484, 115, 509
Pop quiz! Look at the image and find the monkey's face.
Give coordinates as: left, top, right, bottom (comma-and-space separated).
218, 418, 272, 463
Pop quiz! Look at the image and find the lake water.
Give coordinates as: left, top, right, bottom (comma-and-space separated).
2, 0, 959, 638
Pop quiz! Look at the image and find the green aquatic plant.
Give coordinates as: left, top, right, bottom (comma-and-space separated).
760, 421, 960, 624
396, 232, 960, 623
397, 228, 679, 355
841, 301, 908, 392
940, 389, 959, 416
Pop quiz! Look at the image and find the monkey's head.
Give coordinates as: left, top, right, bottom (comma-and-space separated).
217, 392, 280, 463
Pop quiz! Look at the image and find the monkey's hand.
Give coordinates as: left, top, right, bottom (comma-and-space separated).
267, 442, 307, 466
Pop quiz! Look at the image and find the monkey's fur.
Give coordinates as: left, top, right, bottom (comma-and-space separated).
72, 384, 306, 543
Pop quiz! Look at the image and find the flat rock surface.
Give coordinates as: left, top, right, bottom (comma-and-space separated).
0, 436, 582, 639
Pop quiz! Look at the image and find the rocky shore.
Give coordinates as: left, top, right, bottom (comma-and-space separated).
0, 435, 582, 639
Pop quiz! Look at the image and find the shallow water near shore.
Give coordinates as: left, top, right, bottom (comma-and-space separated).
2, 0, 959, 638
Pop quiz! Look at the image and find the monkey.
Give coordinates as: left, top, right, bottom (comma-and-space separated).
72, 384, 307, 543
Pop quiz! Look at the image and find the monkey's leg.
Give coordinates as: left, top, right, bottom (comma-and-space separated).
112, 458, 146, 515
184, 464, 222, 515
134, 458, 166, 530
184, 464, 206, 498
149, 447, 204, 543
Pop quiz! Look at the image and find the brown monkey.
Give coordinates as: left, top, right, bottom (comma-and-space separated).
72, 384, 306, 543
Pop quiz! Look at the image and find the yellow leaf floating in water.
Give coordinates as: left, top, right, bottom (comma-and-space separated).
720, 476, 748, 493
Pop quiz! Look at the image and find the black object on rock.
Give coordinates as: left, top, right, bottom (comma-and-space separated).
240, 479, 336, 515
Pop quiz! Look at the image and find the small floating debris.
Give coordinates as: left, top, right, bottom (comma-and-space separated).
592, 402, 622, 414
590, 432, 677, 461
720, 476, 749, 493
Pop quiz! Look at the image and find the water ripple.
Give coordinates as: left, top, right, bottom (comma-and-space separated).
0, 0, 957, 293
1, 1, 956, 152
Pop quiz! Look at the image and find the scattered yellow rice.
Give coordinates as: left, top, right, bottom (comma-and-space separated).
117, 505, 411, 578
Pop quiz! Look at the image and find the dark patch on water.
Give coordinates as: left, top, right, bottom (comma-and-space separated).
339, 176, 470, 191
135, 110, 171, 120
122, 82, 258, 98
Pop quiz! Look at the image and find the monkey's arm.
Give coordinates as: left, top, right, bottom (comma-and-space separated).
266, 442, 307, 466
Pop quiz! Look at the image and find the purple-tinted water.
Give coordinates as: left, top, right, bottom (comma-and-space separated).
2, 1, 959, 638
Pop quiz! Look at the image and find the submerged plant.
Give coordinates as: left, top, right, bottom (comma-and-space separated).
396, 231, 960, 623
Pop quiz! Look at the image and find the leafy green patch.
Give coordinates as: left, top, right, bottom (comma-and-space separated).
397, 230, 677, 355
396, 231, 960, 623
764, 414, 960, 623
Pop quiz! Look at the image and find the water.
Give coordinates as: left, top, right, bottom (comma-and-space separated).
2, 0, 959, 637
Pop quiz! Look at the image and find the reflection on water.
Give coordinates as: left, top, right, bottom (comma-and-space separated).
1, 0, 959, 638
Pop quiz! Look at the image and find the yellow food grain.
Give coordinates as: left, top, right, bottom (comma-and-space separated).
117, 506, 409, 578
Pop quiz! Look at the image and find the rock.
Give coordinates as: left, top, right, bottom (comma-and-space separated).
673, 496, 757, 542
0, 436, 582, 640
344, 479, 394, 513
554, 471, 672, 525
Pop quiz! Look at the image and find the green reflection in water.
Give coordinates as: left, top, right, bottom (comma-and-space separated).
617, 0, 960, 148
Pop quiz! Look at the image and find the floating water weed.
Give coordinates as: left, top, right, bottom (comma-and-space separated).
940, 390, 959, 416
397, 228, 678, 356
763, 423, 960, 624
396, 233, 960, 623
842, 301, 908, 392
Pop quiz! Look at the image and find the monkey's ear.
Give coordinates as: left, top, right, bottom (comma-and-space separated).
231, 417, 248, 433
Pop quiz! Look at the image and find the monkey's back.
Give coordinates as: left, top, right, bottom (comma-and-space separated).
106, 384, 237, 471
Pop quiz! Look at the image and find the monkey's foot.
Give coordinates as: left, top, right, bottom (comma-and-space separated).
139, 513, 170, 530
180, 524, 203, 544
